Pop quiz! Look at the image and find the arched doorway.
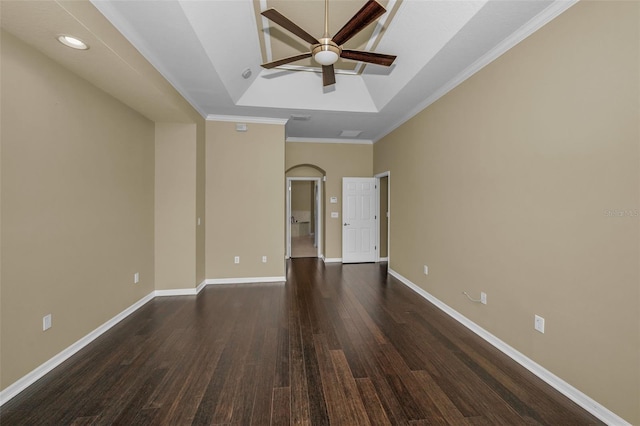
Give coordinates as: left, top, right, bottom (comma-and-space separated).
286, 164, 326, 259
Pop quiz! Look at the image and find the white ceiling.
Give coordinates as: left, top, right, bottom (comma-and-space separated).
2, 0, 576, 143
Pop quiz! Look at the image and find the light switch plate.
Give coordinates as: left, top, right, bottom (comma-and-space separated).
331, 212, 339, 218
330, 197, 338, 204
534, 315, 545, 333
43, 314, 52, 331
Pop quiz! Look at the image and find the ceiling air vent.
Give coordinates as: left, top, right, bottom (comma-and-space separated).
339, 130, 363, 138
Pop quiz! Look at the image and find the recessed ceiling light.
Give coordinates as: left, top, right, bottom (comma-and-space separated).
57, 35, 89, 50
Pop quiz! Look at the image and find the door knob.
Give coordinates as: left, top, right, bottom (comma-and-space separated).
344, 223, 350, 226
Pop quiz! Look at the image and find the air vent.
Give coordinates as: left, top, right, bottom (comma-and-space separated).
290, 115, 311, 121
339, 130, 363, 138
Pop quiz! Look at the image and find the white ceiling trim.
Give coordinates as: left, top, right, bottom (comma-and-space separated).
286, 137, 373, 145
207, 114, 288, 125
374, 0, 579, 144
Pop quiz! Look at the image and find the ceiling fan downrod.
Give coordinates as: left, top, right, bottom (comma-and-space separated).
313, 0, 341, 66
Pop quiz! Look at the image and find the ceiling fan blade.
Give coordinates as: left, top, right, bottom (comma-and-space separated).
261, 8, 320, 45
341, 49, 396, 66
331, 0, 386, 46
322, 65, 336, 86
261, 53, 312, 69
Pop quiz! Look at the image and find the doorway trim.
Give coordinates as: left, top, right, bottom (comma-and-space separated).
286, 177, 323, 259
375, 171, 390, 263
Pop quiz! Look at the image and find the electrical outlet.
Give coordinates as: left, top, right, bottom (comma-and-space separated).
480, 292, 487, 305
423, 265, 428, 275
43, 314, 52, 331
134, 272, 139, 284
234, 256, 240, 264
262, 256, 267, 263
534, 315, 545, 333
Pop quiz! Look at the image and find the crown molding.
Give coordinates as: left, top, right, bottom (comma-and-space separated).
286, 137, 374, 145
206, 114, 288, 125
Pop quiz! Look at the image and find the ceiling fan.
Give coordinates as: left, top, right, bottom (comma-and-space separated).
260, 0, 397, 86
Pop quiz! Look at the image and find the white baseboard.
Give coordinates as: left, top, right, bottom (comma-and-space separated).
387, 269, 629, 426
379, 257, 389, 262
0, 291, 156, 406
0, 275, 286, 407
154, 288, 197, 297
205, 276, 286, 285
7, 267, 626, 425
323, 257, 342, 263
144, 280, 208, 298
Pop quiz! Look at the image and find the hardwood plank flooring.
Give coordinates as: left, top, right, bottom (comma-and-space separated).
0, 259, 603, 425
291, 236, 318, 258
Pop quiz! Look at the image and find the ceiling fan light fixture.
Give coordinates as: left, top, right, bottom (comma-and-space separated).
312, 39, 341, 66
314, 50, 339, 66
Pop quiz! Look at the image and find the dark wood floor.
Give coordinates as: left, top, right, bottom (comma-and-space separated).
1, 259, 602, 425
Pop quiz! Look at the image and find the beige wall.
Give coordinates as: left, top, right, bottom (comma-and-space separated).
374, 2, 639, 423
195, 119, 206, 286
1, 32, 155, 388
205, 121, 285, 279
286, 142, 373, 259
291, 180, 313, 212
155, 119, 206, 290
155, 123, 196, 290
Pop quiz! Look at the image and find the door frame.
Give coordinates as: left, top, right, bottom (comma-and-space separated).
286, 177, 323, 259
375, 171, 390, 262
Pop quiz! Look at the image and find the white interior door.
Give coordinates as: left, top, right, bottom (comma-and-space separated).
342, 177, 377, 263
